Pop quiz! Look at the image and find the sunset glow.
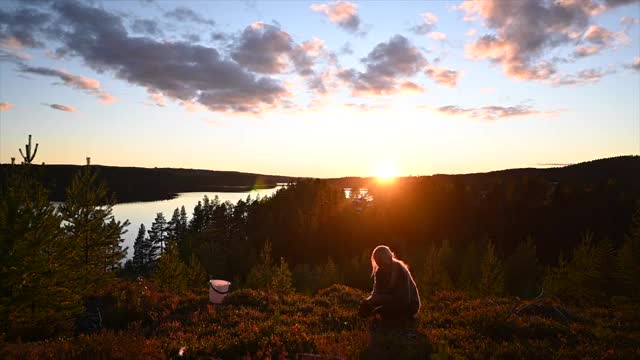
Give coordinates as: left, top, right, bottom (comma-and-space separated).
374, 160, 398, 182
0, 1, 637, 177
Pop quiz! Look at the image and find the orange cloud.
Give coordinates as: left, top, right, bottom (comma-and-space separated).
0, 102, 12, 111
311, 1, 362, 33
424, 65, 460, 87
433, 104, 561, 121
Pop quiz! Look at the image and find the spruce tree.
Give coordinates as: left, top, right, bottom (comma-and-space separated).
148, 212, 168, 256
58, 165, 129, 298
132, 224, 146, 275
168, 208, 180, 242
179, 206, 188, 235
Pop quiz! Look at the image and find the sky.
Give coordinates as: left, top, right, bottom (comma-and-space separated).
0, 0, 638, 178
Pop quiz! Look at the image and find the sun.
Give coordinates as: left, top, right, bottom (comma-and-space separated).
374, 160, 398, 182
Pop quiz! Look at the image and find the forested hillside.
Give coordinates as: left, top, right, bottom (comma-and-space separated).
1, 156, 639, 358
0, 164, 292, 203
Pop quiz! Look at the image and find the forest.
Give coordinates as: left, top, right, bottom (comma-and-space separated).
0, 163, 291, 203
1, 156, 639, 358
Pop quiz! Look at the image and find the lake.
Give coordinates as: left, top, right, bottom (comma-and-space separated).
112, 187, 284, 260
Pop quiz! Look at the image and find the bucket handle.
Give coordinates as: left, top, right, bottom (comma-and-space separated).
209, 281, 230, 295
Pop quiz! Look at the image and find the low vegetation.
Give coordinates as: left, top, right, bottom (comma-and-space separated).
1, 283, 638, 359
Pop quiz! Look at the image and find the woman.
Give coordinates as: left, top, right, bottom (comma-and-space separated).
359, 245, 420, 321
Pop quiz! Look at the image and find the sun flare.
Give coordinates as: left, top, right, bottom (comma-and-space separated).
374, 160, 398, 182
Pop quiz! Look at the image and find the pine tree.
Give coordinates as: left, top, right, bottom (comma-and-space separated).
58, 165, 129, 298
132, 224, 146, 275
148, 212, 168, 257
479, 240, 505, 296
0, 166, 83, 338
168, 207, 180, 242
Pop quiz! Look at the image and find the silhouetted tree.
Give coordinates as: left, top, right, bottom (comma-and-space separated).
132, 224, 146, 274
149, 212, 168, 256
18, 134, 38, 164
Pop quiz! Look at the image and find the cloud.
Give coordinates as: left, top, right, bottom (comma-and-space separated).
164, 6, 215, 26
20, 65, 116, 103
549, 68, 615, 86
428, 31, 447, 41
459, 0, 623, 83
339, 42, 354, 55
132, 19, 162, 36
604, 0, 640, 6
231, 22, 333, 81
46, 103, 77, 112
571, 25, 628, 58
0, 7, 51, 48
40, 1, 289, 113
311, 1, 363, 34
292, 37, 334, 76
466, 28, 477, 36
573, 44, 602, 57
182, 33, 201, 43
582, 25, 615, 45
0, 36, 32, 61
0, 102, 12, 111
424, 65, 460, 87
629, 57, 640, 71
433, 104, 559, 121
399, 81, 425, 94
147, 92, 166, 107
338, 35, 427, 96
620, 16, 639, 27
231, 22, 294, 74
410, 12, 438, 35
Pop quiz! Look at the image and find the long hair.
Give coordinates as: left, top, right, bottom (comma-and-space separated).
370, 245, 409, 277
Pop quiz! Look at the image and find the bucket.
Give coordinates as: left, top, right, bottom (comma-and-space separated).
209, 279, 231, 304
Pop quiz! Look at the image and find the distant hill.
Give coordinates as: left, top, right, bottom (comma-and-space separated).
0, 164, 293, 203
327, 155, 640, 190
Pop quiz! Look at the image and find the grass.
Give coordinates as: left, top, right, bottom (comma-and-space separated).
1, 281, 639, 359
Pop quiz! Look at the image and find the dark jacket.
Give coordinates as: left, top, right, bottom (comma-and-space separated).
370, 260, 420, 316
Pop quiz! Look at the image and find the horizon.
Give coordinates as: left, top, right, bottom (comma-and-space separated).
1, 0, 639, 178
2, 154, 637, 179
